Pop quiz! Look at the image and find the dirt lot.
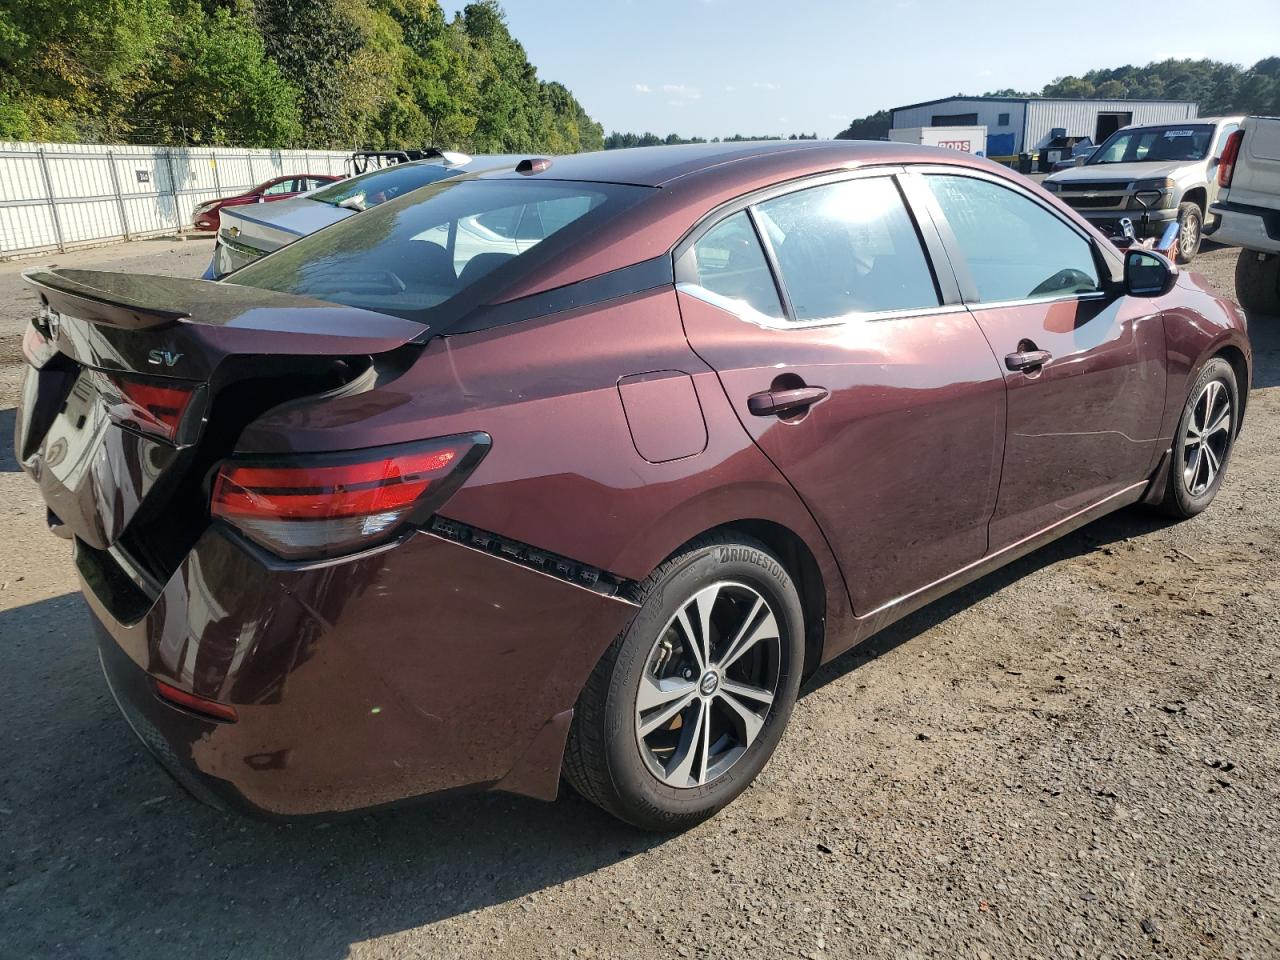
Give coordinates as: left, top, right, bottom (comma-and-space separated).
1, 239, 1277, 960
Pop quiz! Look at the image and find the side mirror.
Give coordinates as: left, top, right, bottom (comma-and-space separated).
1124, 248, 1178, 297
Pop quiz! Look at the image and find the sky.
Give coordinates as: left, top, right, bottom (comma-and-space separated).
469, 0, 1280, 138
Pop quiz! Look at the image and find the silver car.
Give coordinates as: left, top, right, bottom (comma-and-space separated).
206, 154, 527, 278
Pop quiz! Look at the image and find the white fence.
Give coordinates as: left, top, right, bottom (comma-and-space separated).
0, 142, 356, 258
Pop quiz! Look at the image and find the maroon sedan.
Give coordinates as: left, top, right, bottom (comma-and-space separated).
16, 142, 1249, 831
191, 173, 342, 231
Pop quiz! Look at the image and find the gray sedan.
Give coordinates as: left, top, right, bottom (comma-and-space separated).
205, 154, 527, 278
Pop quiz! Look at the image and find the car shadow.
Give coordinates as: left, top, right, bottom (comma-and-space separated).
0, 593, 659, 959
1243, 302, 1280, 389
0, 508, 1213, 957
802, 505, 1178, 695
0, 407, 17, 471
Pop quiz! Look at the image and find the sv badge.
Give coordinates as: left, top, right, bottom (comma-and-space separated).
148, 349, 184, 367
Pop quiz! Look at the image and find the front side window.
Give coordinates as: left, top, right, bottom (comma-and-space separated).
229, 178, 650, 323
260, 179, 296, 196
689, 211, 784, 321
754, 177, 939, 321
926, 174, 1101, 302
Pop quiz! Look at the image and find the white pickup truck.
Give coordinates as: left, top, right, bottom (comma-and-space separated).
1210, 116, 1280, 315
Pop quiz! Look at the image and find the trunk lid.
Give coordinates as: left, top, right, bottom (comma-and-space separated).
16, 268, 425, 561
219, 198, 352, 254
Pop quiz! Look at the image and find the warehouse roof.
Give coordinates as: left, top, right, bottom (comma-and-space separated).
892, 95, 1199, 112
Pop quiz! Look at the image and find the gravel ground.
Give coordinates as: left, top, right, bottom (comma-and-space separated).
1, 239, 1277, 960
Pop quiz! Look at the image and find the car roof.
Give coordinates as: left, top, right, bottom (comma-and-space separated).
475, 139, 995, 190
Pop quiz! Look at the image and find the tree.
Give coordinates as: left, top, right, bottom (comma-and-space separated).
137, 3, 302, 145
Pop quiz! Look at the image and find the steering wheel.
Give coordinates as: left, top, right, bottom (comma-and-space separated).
1029, 268, 1095, 298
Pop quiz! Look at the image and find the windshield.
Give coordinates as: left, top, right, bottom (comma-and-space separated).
228, 177, 652, 325
308, 162, 464, 209
1087, 124, 1215, 165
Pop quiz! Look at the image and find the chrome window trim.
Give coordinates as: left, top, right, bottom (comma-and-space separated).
676, 280, 973, 332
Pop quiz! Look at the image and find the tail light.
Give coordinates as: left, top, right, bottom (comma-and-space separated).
153, 679, 238, 723
104, 373, 197, 442
1218, 129, 1245, 188
210, 433, 490, 560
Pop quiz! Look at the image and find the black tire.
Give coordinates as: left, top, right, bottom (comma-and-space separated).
1157, 357, 1239, 519
563, 533, 804, 832
1175, 201, 1203, 264
1235, 250, 1280, 316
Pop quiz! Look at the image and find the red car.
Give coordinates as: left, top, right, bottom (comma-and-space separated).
16, 142, 1250, 831
191, 174, 342, 231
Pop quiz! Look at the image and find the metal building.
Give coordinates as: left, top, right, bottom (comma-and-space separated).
889, 96, 1199, 159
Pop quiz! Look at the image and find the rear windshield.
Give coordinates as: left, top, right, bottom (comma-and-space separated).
307, 162, 464, 209
228, 178, 651, 325
1088, 124, 1215, 165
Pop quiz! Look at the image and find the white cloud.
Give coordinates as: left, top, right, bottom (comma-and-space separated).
662, 83, 702, 100
977, 69, 993, 78
633, 83, 652, 94
668, 100, 686, 108
724, 84, 738, 93
827, 113, 847, 121
751, 81, 780, 91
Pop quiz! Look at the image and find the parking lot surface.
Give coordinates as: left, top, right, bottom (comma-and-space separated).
1, 239, 1277, 959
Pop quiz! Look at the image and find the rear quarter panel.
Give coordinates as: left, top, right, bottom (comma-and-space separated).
239, 288, 854, 646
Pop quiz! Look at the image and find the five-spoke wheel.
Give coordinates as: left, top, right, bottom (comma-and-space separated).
1181, 378, 1232, 496
1159, 356, 1239, 517
563, 535, 804, 832
635, 582, 781, 789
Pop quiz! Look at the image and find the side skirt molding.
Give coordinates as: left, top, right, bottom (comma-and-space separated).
827, 480, 1150, 661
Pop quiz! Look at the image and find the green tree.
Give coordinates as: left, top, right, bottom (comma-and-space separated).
137, 4, 302, 145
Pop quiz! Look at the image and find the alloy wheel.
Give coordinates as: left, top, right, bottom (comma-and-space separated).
1182, 379, 1232, 496
634, 581, 782, 788
1179, 213, 1200, 259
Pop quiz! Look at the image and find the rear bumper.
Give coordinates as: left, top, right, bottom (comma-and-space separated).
1208, 201, 1280, 253
84, 524, 636, 817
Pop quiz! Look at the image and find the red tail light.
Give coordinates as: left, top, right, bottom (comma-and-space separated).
154, 679, 238, 723
1218, 129, 1245, 188
211, 434, 490, 560
104, 373, 197, 442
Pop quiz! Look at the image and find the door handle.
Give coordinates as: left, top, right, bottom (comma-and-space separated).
1004, 349, 1052, 372
748, 386, 829, 417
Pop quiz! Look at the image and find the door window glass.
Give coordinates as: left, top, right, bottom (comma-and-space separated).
754, 177, 939, 320
260, 179, 295, 196
926, 174, 1101, 302
689, 211, 784, 320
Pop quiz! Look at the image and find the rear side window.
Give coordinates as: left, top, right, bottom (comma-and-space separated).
925, 174, 1101, 302
229, 179, 651, 323
755, 177, 939, 320
689, 211, 784, 320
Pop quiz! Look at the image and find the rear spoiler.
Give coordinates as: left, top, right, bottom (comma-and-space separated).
24, 269, 191, 330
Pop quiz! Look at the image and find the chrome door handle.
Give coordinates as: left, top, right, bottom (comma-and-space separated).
747, 386, 829, 417
1005, 349, 1052, 372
